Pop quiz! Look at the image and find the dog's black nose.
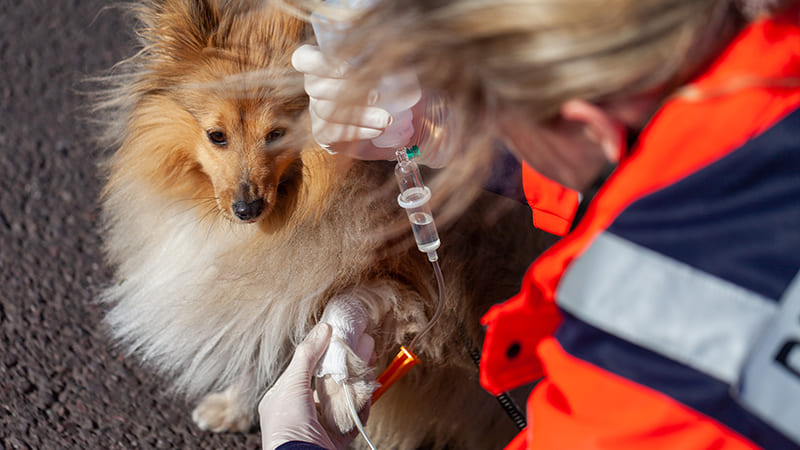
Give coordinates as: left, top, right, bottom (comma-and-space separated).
232, 199, 265, 221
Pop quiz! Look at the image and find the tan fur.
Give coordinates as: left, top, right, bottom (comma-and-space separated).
98, 1, 547, 448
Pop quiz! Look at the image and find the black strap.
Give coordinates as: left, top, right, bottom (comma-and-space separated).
466, 345, 528, 431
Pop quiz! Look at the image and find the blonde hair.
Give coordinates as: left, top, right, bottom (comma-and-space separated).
282, 0, 788, 218
347, 0, 750, 116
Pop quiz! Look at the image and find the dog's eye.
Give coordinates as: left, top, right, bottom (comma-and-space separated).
207, 130, 227, 146
265, 128, 286, 144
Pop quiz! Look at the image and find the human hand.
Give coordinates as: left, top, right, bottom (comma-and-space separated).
291, 44, 421, 160
259, 323, 365, 450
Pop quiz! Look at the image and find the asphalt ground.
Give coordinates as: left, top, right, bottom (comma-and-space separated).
0, 1, 262, 448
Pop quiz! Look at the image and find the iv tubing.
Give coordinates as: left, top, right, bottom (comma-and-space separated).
408, 258, 445, 352
343, 381, 377, 450
394, 146, 446, 352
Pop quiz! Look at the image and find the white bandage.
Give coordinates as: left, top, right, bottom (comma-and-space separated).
315, 294, 370, 383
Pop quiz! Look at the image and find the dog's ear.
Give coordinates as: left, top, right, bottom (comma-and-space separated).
213, 2, 310, 60
134, 0, 222, 61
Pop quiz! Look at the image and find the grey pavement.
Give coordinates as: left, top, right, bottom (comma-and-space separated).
0, 1, 261, 448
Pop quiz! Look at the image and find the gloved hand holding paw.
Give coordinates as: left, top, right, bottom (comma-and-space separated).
259, 323, 367, 450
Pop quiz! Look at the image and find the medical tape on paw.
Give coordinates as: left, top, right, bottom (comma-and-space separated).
315, 295, 369, 383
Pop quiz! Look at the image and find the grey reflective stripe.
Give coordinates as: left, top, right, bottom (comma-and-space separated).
556, 232, 777, 384
737, 273, 800, 443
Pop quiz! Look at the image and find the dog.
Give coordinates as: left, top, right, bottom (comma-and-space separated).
97, 1, 546, 448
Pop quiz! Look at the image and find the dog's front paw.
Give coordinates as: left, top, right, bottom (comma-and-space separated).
192, 385, 252, 433
314, 293, 379, 433
316, 371, 376, 434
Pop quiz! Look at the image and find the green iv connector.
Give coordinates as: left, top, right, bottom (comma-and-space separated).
404, 145, 421, 160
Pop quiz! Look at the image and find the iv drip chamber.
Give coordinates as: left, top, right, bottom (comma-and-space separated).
395, 151, 440, 258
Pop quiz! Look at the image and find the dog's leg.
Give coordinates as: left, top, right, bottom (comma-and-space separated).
314, 285, 395, 434
316, 353, 375, 435
192, 383, 252, 433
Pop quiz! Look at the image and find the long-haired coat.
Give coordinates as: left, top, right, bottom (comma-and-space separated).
97, 1, 545, 448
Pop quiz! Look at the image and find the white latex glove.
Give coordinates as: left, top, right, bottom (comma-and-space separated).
291, 44, 421, 160
259, 323, 368, 450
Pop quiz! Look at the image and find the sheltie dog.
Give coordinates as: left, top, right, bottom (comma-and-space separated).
97, 1, 545, 448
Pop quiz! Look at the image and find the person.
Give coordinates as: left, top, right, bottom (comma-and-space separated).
262, 0, 800, 448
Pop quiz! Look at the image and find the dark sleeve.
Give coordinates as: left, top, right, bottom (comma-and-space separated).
276, 441, 327, 450
485, 142, 526, 204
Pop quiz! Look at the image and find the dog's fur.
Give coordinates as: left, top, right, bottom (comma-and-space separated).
97, 1, 546, 448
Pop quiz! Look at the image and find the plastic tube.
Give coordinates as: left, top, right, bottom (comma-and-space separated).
371, 255, 445, 403
343, 381, 377, 450
408, 258, 445, 352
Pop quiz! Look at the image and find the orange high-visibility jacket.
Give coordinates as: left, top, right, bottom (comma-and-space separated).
521, 164, 579, 236
481, 14, 800, 449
